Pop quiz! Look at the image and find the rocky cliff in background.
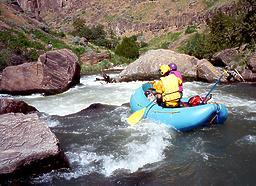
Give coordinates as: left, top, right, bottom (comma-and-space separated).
0, 49, 80, 95
15, 0, 237, 39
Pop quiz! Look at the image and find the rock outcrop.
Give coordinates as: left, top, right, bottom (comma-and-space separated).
212, 48, 256, 82
212, 48, 239, 67
0, 49, 80, 95
248, 51, 256, 73
0, 113, 69, 179
241, 69, 256, 82
81, 51, 110, 65
197, 59, 223, 82
116, 49, 221, 82
0, 98, 38, 114
14, 0, 237, 39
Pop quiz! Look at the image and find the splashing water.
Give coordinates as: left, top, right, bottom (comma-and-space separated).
1, 75, 256, 185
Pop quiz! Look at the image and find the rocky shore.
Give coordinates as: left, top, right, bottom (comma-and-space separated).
0, 98, 70, 183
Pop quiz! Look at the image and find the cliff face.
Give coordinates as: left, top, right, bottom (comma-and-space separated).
17, 0, 73, 14
15, 0, 236, 39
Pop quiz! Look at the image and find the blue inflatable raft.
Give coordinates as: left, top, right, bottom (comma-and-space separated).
129, 83, 228, 132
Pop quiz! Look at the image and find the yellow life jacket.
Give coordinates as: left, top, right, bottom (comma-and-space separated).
161, 74, 181, 103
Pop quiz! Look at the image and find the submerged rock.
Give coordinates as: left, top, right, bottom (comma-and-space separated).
0, 113, 70, 180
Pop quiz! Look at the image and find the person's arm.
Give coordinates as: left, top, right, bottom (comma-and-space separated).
153, 80, 163, 94
177, 77, 182, 86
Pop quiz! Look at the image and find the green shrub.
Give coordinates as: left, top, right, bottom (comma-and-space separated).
72, 19, 118, 49
141, 32, 181, 52
0, 49, 11, 70
24, 49, 39, 61
179, 0, 256, 59
178, 32, 212, 59
115, 37, 139, 59
203, 0, 216, 8
110, 53, 132, 65
80, 59, 113, 74
161, 42, 170, 49
185, 25, 197, 34
32, 30, 69, 49
80, 64, 104, 74
98, 59, 112, 69
72, 46, 86, 56
49, 30, 65, 38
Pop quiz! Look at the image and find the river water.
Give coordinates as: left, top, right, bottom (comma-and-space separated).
2, 74, 256, 185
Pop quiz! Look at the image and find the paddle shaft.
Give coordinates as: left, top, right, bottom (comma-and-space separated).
203, 74, 224, 103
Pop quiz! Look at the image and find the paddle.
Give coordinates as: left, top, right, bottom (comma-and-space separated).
202, 70, 227, 103
127, 99, 155, 126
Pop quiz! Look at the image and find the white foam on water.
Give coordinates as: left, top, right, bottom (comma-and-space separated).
39, 114, 60, 127
42, 122, 173, 181
236, 135, 256, 146
10, 75, 143, 116
100, 121, 173, 176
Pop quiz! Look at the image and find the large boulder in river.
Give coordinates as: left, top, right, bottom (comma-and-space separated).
212, 48, 239, 67
197, 59, 224, 82
0, 98, 38, 114
0, 49, 80, 95
241, 69, 256, 82
116, 49, 222, 82
0, 113, 69, 179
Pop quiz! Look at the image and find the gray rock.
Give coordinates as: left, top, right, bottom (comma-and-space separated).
241, 69, 256, 82
212, 48, 239, 66
0, 113, 69, 178
248, 51, 256, 73
197, 59, 225, 82
116, 49, 220, 82
0, 49, 80, 95
0, 98, 38, 114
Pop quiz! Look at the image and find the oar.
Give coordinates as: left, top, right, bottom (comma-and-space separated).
202, 71, 227, 103
127, 99, 155, 126
234, 69, 245, 82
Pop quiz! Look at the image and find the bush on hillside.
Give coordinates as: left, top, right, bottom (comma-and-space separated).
180, 0, 256, 59
110, 53, 132, 65
115, 37, 139, 59
24, 49, 39, 61
32, 30, 69, 49
185, 25, 197, 34
178, 32, 212, 59
0, 49, 11, 70
72, 19, 119, 49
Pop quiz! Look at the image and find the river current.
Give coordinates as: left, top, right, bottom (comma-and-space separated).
2, 74, 256, 185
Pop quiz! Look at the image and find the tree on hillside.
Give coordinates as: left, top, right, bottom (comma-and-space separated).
72, 19, 118, 49
180, 0, 256, 59
115, 37, 139, 59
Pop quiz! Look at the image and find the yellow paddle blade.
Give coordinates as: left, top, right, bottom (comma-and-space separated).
127, 108, 146, 126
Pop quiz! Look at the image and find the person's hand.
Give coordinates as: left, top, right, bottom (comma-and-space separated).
148, 80, 155, 84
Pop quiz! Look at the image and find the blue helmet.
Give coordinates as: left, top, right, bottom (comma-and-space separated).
169, 63, 177, 71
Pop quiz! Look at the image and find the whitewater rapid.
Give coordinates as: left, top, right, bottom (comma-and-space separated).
1, 74, 256, 184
